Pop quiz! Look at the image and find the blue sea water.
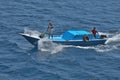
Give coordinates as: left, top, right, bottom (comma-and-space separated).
0, 0, 120, 80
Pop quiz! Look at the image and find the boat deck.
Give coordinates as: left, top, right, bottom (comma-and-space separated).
49, 36, 65, 41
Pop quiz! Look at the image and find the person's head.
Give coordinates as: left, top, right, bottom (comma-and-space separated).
93, 27, 96, 30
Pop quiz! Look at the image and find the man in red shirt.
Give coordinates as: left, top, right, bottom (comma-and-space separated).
92, 27, 98, 38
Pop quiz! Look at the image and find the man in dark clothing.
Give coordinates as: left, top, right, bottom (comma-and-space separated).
92, 27, 98, 38
47, 21, 54, 39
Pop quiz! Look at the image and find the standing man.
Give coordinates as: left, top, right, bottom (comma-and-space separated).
92, 27, 98, 38
47, 20, 54, 39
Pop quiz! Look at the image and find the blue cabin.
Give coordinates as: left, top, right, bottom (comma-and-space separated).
62, 30, 99, 40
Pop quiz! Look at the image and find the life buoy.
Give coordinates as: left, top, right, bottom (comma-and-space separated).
83, 35, 89, 42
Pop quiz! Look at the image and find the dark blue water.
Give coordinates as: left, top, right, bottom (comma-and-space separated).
0, 0, 120, 80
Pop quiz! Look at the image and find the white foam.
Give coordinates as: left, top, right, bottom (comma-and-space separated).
99, 32, 111, 36
105, 34, 120, 44
76, 44, 119, 52
95, 45, 118, 52
38, 38, 65, 54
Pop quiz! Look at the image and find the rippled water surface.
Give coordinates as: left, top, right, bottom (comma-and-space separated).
0, 0, 120, 80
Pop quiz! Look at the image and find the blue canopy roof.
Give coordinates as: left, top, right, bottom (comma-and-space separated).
62, 30, 91, 40
68, 30, 90, 35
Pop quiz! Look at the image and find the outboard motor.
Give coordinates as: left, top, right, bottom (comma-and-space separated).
100, 35, 107, 39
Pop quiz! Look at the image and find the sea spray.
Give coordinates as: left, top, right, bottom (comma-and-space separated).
99, 32, 112, 36
24, 27, 41, 36
105, 34, 120, 44
38, 38, 64, 54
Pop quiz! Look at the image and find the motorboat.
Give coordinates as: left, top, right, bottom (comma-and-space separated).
20, 30, 107, 46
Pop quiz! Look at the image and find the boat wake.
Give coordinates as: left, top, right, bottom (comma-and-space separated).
105, 33, 120, 44
76, 44, 119, 52
76, 32, 120, 52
